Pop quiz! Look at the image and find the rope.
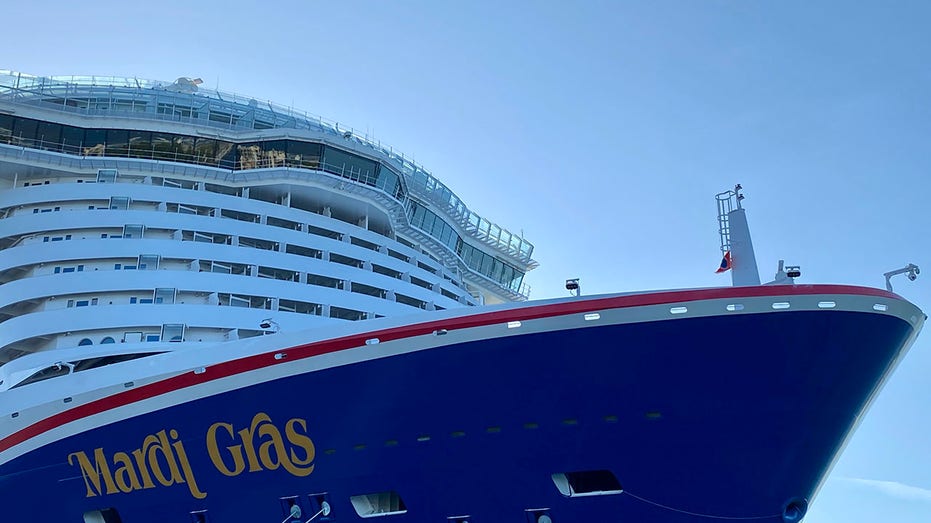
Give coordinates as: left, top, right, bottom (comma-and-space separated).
623, 490, 782, 521
303, 505, 328, 523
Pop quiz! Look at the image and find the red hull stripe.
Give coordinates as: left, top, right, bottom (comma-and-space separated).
0, 285, 900, 456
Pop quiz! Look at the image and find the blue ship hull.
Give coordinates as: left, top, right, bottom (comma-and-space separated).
0, 287, 922, 523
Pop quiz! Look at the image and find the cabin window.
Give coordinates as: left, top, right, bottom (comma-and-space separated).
124, 332, 143, 343
96, 169, 118, 183
123, 224, 144, 238
154, 288, 176, 304
138, 254, 159, 270
109, 196, 130, 210
161, 324, 185, 342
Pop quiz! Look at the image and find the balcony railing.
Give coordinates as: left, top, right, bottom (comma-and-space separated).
0, 70, 535, 265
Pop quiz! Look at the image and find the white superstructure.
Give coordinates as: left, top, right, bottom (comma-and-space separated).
0, 71, 537, 368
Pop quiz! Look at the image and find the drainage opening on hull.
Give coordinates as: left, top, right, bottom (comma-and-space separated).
83, 508, 122, 523
350, 490, 407, 518
551, 470, 623, 497
190, 510, 209, 523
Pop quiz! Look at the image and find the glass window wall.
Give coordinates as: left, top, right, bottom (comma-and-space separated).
84, 129, 106, 156
12, 118, 37, 145
262, 140, 288, 168
287, 141, 322, 169
106, 130, 129, 157
0, 114, 13, 142
61, 125, 84, 152
36, 122, 61, 148
194, 138, 216, 166
322, 146, 378, 185
152, 132, 175, 160
1, 115, 413, 202
129, 130, 152, 159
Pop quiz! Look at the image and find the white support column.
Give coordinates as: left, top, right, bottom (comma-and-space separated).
727, 208, 761, 286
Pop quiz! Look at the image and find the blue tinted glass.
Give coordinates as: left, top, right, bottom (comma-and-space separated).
12, 118, 38, 144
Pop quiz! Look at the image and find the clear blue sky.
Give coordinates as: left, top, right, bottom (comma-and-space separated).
7, 1, 930, 520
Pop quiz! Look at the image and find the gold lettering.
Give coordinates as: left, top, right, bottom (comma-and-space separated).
239, 413, 271, 473
256, 417, 286, 471
283, 418, 316, 476
170, 430, 207, 499
68, 449, 118, 497
131, 448, 156, 489
206, 422, 246, 476
112, 452, 142, 493
143, 430, 184, 487
69, 411, 318, 500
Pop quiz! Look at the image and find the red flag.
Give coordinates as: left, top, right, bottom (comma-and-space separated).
715, 251, 732, 273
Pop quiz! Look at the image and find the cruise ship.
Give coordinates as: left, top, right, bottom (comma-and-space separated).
0, 71, 924, 523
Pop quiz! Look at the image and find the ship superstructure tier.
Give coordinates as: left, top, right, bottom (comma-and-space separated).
0, 71, 537, 365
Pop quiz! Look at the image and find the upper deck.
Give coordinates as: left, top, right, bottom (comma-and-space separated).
0, 71, 536, 269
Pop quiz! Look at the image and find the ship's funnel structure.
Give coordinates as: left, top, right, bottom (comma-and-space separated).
716, 185, 761, 286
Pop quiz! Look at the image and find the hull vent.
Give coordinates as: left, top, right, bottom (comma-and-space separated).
83, 509, 122, 523
350, 491, 407, 518
551, 470, 623, 497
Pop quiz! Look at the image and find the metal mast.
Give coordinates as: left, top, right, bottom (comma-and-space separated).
716, 185, 761, 286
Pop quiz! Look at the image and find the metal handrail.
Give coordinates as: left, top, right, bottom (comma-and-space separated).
0, 70, 535, 262
0, 142, 531, 299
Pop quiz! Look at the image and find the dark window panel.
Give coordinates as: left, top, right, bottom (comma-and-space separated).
128, 130, 152, 159
12, 118, 38, 145
213, 140, 236, 167
217, 140, 237, 169
152, 132, 175, 160
106, 129, 129, 157
322, 146, 378, 184
286, 141, 322, 169
83, 129, 106, 156
261, 140, 287, 168
61, 125, 84, 153
36, 121, 61, 147
175, 135, 194, 162
194, 138, 216, 165
0, 114, 12, 142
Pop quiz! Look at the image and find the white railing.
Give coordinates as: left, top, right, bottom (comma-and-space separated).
0, 71, 535, 264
